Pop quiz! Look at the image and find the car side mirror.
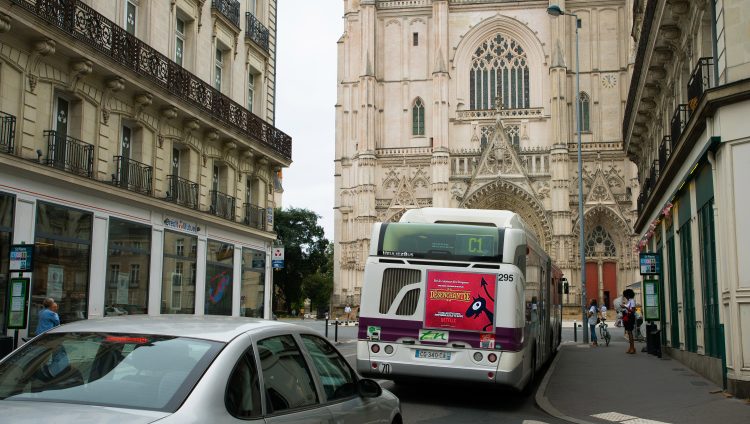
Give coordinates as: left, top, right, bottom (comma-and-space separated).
357, 378, 382, 398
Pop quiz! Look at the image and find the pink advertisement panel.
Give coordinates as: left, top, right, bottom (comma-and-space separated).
424, 270, 496, 332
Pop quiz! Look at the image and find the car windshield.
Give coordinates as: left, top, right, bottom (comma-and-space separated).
0, 332, 223, 411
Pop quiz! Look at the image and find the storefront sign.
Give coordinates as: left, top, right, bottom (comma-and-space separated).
163, 217, 199, 233
9, 244, 34, 272
639, 252, 661, 275
643, 279, 660, 321
7, 277, 30, 329
424, 270, 496, 333
272, 247, 284, 269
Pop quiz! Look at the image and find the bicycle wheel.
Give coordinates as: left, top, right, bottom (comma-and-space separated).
604, 330, 611, 346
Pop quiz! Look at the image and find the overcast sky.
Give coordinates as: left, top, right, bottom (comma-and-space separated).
276, 1, 343, 240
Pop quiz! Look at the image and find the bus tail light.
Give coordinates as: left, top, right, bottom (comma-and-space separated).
384, 344, 394, 354
488, 353, 498, 363
473, 352, 483, 361
371, 344, 380, 353
371, 362, 378, 369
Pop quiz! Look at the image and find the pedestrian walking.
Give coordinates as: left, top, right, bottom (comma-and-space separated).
600, 303, 608, 321
36, 297, 60, 335
622, 289, 637, 354
588, 298, 599, 346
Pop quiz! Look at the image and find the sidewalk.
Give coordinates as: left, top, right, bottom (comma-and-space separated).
536, 326, 749, 424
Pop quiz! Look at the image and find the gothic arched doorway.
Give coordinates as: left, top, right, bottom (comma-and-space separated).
584, 225, 618, 309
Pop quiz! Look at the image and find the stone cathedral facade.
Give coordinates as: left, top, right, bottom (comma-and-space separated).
333, 0, 642, 311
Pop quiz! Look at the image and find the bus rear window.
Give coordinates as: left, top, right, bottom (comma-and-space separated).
377, 223, 502, 262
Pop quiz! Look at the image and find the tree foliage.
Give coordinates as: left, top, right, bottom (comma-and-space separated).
272, 207, 330, 313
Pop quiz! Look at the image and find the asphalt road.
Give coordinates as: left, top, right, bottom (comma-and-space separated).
285, 319, 568, 424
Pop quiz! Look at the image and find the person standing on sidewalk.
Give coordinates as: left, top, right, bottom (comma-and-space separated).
622, 289, 637, 354
588, 299, 599, 346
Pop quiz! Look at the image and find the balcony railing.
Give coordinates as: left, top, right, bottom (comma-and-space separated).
670, 104, 689, 148
243, 203, 266, 230
658, 135, 671, 173
245, 12, 270, 53
44, 130, 94, 177
210, 190, 236, 221
211, 0, 240, 28
167, 175, 199, 209
12, 0, 291, 160
0, 111, 15, 154
687, 57, 714, 113
114, 156, 153, 195
649, 160, 659, 187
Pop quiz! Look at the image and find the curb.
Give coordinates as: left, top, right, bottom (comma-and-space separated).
535, 345, 597, 424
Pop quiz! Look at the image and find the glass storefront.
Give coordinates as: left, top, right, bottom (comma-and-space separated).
104, 218, 151, 316
0, 193, 14, 333
161, 230, 197, 314
31, 202, 92, 334
240, 247, 265, 317
205, 240, 233, 316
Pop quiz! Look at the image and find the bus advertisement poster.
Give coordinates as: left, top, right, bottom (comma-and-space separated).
424, 270, 496, 333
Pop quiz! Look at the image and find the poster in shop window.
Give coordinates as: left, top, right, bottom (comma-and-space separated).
424, 270, 497, 333
47, 265, 64, 300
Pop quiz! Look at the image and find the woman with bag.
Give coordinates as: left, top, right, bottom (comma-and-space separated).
622, 289, 637, 354
588, 298, 599, 347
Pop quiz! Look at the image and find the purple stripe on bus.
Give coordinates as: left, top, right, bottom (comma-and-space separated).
358, 317, 524, 351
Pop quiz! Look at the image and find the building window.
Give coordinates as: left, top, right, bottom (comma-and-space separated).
0, 193, 14, 332
31, 202, 93, 334
585, 225, 616, 257
470, 33, 529, 110
162, 230, 197, 314
248, 0, 257, 16
105, 218, 151, 316
206, 240, 234, 316
125, 0, 137, 35
175, 16, 186, 66
413, 32, 418, 46
215, 48, 224, 91
241, 247, 265, 317
578, 92, 590, 132
412, 98, 425, 136
247, 73, 255, 112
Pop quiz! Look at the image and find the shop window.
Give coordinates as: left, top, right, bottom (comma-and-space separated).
31, 202, 93, 334
162, 230, 197, 314
0, 193, 14, 333
240, 247, 265, 317
206, 240, 234, 316
105, 218, 151, 316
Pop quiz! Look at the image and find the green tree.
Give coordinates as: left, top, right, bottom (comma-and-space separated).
272, 207, 329, 313
303, 243, 334, 315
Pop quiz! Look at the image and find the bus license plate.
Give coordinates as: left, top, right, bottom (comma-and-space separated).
415, 349, 450, 360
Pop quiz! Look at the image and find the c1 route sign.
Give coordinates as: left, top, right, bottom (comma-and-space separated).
272, 247, 284, 269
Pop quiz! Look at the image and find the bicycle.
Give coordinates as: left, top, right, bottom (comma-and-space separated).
599, 317, 611, 346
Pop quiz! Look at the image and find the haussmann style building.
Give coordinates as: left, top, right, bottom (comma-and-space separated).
0, 0, 290, 340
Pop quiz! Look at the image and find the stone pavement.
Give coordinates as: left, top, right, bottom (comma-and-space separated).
536, 325, 749, 424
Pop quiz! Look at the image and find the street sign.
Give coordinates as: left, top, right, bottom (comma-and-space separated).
272, 247, 284, 269
639, 252, 661, 275
7, 277, 30, 329
9, 244, 34, 272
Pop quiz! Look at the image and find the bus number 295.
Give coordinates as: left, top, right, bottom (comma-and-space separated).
498, 273, 514, 282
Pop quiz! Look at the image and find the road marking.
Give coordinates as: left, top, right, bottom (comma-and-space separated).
591, 412, 671, 424
522, 421, 551, 424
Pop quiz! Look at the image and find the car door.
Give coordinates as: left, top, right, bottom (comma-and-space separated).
255, 334, 333, 424
299, 334, 390, 424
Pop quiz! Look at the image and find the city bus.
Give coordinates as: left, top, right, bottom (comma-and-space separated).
356, 208, 563, 392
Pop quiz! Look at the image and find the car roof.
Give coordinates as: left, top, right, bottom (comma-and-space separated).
44, 316, 303, 343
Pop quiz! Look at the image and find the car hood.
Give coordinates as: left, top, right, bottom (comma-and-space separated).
0, 400, 171, 423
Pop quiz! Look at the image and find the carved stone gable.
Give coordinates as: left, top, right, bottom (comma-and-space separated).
586, 168, 617, 205
473, 120, 526, 178
388, 176, 420, 210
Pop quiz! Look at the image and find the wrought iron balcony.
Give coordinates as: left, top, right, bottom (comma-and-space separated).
687, 57, 714, 113
210, 190, 236, 221
245, 12, 270, 53
243, 202, 266, 231
43, 130, 94, 177
211, 0, 240, 28
658, 135, 671, 173
11, 0, 291, 160
114, 156, 153, 195
670, 104, 689, 148
0, 111, 15, 154
167, 175, 199, 209
650, 160, 659, 187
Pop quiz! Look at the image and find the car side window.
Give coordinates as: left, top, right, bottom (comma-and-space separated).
225, 349, 262, 419
300, 335, 357, 401
257, 335, 318, 413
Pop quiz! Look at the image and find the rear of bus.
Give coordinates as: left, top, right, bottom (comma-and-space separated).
356, 219, 534, 390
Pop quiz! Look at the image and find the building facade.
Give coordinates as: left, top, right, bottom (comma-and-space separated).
0, 0, 289, 338
624, 0, 750, 397
334, 0, 641, 311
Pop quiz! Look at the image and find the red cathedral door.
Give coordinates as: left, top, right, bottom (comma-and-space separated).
585, 263, 598, 306
602, 262, 617, 309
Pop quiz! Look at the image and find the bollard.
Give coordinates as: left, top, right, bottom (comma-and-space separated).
573, 321, 577, 342
334, 320, 339, 342
325, 318, 329, 338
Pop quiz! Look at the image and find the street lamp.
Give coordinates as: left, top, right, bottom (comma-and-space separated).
547, 4, 588, 343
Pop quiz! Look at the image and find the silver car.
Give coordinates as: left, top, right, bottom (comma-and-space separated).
0, 316, 401, 423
